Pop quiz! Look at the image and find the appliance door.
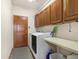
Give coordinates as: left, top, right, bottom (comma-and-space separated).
32, 35, 37, 54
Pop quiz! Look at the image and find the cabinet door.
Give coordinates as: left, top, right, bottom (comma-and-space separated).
74, 0, 78, 19
41, 11, 45, 26
51, 1, 57, 24
45, 7, 51, 25
56, 0, 63, 23
35, 14, 40, 27
37, 12, 44, 26
43, 11, 46, 25
63, 0, 77, 21
39, 12, 44, 26
51, 0, 62, 24
38, 7, 51, 27
74, 0, 78, 15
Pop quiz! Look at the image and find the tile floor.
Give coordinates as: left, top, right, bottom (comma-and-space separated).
9, 47, 34, 59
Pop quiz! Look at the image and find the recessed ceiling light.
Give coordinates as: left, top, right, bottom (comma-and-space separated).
28, 0, 34, 2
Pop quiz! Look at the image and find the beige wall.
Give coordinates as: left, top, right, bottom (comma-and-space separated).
1, 0, 13, 59
37, 22, 78, 41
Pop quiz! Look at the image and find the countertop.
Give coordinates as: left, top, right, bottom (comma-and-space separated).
44, 37, 78, 54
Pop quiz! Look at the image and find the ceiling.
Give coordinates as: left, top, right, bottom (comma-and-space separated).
12, 0, 49, 10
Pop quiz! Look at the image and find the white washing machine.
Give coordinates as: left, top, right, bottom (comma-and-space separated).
30, 32, 51, 59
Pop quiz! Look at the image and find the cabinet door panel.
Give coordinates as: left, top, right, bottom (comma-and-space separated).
40, 12, 45, 26
63, 0, 77, 21
51, 1, 57, 24
74, 0, 78, 19
41, 11, 46, 26
74, 0, 78, 15
45, 7, 51, 25
56, 0, 63, 23
39, 6, 51, 26
35, 14, 40, 27
51, 0, 62, 24
39, 13, 41, 26
69, 0, 75, 16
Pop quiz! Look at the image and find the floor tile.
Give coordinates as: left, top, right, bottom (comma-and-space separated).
9, 47, 34, 59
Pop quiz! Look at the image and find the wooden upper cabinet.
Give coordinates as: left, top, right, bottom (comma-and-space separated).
51, 0, 63, 24
35, 0, 78, 27
39, 12, 43, 26
63, 0, 78, 22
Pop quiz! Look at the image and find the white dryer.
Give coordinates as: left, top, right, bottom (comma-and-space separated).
30, 32, 51, 59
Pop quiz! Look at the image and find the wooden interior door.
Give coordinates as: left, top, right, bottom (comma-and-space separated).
14, 15, 28, 48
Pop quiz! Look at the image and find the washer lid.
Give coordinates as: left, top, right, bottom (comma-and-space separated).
31, 32, 51, 36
